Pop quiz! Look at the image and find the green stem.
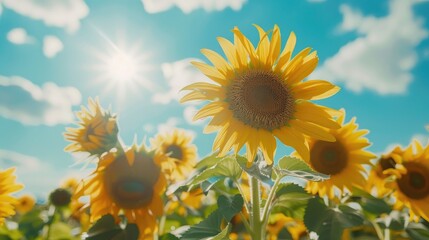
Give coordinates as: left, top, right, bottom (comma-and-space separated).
261, 174, 282, 227
234, 179, 250, 214
371, 220, 384, 240
384, 227, 391, 240
240, 212, 252, 235
250, 176, 262, 240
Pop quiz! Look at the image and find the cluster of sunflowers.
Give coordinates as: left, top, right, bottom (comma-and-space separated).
1, 25, 429, 240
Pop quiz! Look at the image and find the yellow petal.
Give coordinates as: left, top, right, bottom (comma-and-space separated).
275, 31, 296, 71
254, 24, 270, 66
274, 127, 310, 162
290, 119, 335, 142
259, 130, 276, 165
201, 48, 231, 75
217, 37, 240, 69
193, 102, 225, 121
294, 101, 340, 129
191, 61, 226, 84
293, 80, 340, 100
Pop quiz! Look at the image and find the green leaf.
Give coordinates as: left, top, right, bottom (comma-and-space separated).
86, 215, 122, 240
47, 222, 73, 240
195, 153, 223, 170
276, 156, 329, 181
351, 187, 392, 216
188, 156, 242, 187
211, 223, 231, 240
18, 209, 45, 239
406, 222, 429, 240
304, 198, 364, 240
181, 209, 224, 240
201, 179, 221, 195
236, 153, 273, 184
272, 184, 311, 220
111, 224, 139, 240
160, 233, 180, 240
217, 194, 244, 222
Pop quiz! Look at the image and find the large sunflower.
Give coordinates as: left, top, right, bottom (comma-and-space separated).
303, 111, 375, 198
180, 24, 340, 165
151, 129, 197, 181
64, 98, 118, 156
75, 145, 167, 239
366, 146, 405, 197
0, 168, 23, 225
388, 141, 429, 222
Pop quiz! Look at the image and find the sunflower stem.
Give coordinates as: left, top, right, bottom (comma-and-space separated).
240, 212, 252, 235
250, 176, 263, 240
261, 173, 282, 228
371, 220, 384, 240
384, 227, 391, 240
234, 179, 250, 214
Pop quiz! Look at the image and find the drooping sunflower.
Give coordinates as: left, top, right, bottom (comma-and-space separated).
64, 98, 118, 156
388, 140, 429, 222
180, 24, 340, 165
15, 194, 36, 214
75, 144, 167, 239
0, 168, 23, 225
366, 146, 406, 197
303, 110, 375, 199
151, 129, 197, 181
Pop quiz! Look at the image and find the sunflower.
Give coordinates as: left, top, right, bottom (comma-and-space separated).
15, 194, 36, 214
75, 144, 167, 239
266, 214, 307, 240
388, 140, 429, 222
303, 110, 375, 199
180, 24, 340, 165
64, 97, 118, 156
366, 146, 405, 197
0, 168, 23, 225
151, 129, 197, 181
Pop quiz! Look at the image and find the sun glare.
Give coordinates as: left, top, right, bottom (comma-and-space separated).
105, 50, 139, 82
89, 28, 154, 104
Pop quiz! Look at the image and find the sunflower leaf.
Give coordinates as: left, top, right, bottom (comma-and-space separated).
187, 156, 242, 188
406, 222, 429, 240
272, 183, 311, 220
351, 187, 392, 216
276, 156, 329, 181
304, 197, 364, 240
210, 223, 231, 240
236, 153, 273, 184
180, 209, 224, 240
217, 194, 244, 222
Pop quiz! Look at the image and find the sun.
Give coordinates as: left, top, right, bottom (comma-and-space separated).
89, 29, 154, 103
105, 49, 139, 82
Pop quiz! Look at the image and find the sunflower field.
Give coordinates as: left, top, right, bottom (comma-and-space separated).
1, 6, 429, 240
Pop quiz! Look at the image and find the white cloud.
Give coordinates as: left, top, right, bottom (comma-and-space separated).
0, 149, 91, 198
43, 36, 63, 58
0, 75, 81, 125
152, 58, 208, 104
183, 105, 206, 125
141, 0, 246, 14
313, 0, 428, 95
157, 117, 180, 133
6, 28, 34, 45
1, 0, 89, 33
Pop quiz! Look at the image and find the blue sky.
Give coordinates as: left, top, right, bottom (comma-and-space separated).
0, 0, 428, 198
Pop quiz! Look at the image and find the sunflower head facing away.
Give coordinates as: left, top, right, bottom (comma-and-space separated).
366, 146, 405, 197
151, 129, 197, 181
0, 168, 23, 225
181, 24, 340, 165
388, 141, 429, 222
64, 97, 118, 156
75, 144, 167, 239
302, 110, 375, 199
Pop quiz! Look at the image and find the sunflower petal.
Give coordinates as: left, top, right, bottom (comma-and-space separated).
290, 119, 335, 142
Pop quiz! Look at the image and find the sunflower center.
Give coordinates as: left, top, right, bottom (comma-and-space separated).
376, 157, 396, 177
309, 140, 348, 175
397, 162, 429, 199
112, 178, 153, 208
227, 70, 295, 130
104, 153, 160, 209
166, 144, 183, 160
